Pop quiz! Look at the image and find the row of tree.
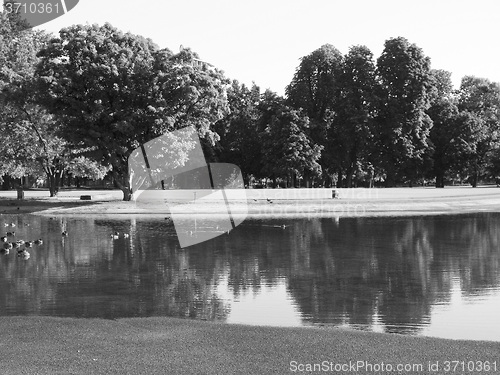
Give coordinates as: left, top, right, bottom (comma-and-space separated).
1, 9, 500, 200
217, 43, 500, 189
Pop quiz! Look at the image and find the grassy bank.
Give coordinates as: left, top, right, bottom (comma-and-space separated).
1, 316, 499, 375
0, 186, 499, 216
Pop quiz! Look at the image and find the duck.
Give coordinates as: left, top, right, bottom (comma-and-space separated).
1, 248, 9, 255
0, 236, 6, 242
18, 249, 30, 259
61, 231, 68, 236
12, 242, 20, 249
266, 198, 273, 204
6, 231, 15, 236
34, 239, 43, 245
110, 231, 119, 239
24, 241, 33, 248
3, 242, 12, 250
17, 239, 25, 245
123, 233, 129, 238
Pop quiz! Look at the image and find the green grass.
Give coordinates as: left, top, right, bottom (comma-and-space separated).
1, 316, 499, 374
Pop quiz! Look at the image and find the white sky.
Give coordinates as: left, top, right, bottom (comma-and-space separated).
28, 0, 500, 95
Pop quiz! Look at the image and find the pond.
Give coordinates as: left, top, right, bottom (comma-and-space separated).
0, 212, 499, 342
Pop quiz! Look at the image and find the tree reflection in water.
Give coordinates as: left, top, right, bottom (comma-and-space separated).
0, 213, 499, 339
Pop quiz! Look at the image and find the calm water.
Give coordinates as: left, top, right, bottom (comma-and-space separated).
0, 212, 499, 341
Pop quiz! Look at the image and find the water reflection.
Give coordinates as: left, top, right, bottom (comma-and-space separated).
0, 213, 499, 341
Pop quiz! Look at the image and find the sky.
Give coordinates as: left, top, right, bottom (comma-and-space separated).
25, 0, 500, 95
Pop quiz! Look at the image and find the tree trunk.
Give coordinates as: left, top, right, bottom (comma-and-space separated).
345, 165, 354, 188
113, 170, 132, 201
435, 171, 445, 188
48, 172, 60, 197
336, 168, 343, 188
2, 175, 11, 190
470, 173, 478, 188
385, 170, 396, 187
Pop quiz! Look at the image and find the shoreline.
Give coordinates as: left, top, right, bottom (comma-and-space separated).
0, 186, 499, 217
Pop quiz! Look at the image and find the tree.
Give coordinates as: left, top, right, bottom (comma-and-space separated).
375, 37, 433, 186
35, 23, 229, 200
426, 70, 461, 187
328, 45, 378, 187
456, 76, 500, 187
261, 104, 322, 187
214, 80, 263, 185
286, 44, 342, 122
0, 9, 66, 195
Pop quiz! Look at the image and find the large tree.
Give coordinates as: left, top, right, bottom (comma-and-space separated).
0, 8, 102, 196
375, 37, 433, 186
286, 44, 342, 122
36, 23, 229, 200
426, 70, 461, 187
286, 44, 343, 175
261, 103, 322, 187
214, 80, 263, 185
328, 45, 378, 187
456, 76, 500, 186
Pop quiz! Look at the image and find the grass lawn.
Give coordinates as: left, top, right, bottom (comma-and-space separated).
1, 316, 499, 375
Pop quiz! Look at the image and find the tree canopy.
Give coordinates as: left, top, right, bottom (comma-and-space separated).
35, 23, 229, 199
1, 19, 500, 192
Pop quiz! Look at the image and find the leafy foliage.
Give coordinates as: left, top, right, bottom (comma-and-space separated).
214, 81, 263, 183
261, 104, 322, 185
328, 45, 378, 187
0, 12, 100, 195
375, 37, 433, 186
456, 76, 500, 185
35, 23, 229, 199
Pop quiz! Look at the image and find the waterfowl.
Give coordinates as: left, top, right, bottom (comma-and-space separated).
1, 248, 9, 255
6, 231, 15, 236
0, 236, 6, 242
3, 242, 12, 250
123, 233, 129, 238
111, 231, 119, 239
266, 198, 273, 204
62, 231, 68, 236
18, 249, 30, 259
17, 240, 25, 245
12, 242, 20, 249
34, 239, 43, 245
25, 241, 33, 248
